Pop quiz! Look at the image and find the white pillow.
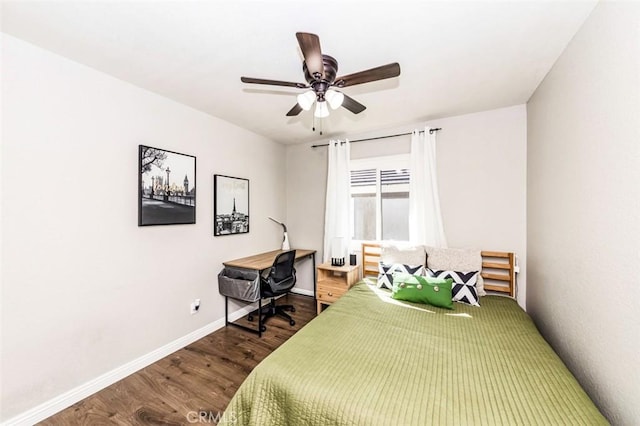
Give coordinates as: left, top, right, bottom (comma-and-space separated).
380, 243, 427, 267
425, 246, 485, 296
377, 262, 426, 289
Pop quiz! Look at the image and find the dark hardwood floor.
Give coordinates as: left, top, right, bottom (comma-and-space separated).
39, 294, 316, 425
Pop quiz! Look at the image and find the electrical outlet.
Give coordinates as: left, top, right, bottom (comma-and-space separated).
190, 299, 201, 314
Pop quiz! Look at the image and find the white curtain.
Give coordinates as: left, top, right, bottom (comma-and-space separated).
323, 139, 351, 263
408, 127, 447, 247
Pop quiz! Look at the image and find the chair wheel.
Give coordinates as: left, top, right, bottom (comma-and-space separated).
260, 325, 267, 332
289, 320, 296, 326
290, 307, 296, 312
247, 315, 253, 322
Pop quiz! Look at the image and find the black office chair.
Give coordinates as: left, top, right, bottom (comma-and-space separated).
248, 250, 297, 331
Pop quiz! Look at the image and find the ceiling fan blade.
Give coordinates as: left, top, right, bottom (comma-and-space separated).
296, 32, 324, 79
335, 63, 401, 88
286, 103, 303, 116
241, 76, 308, 89
341, 94, 366, 114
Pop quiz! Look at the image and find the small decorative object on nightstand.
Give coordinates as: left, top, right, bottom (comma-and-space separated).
316, 262, 360, 314
330, 237, 346, 266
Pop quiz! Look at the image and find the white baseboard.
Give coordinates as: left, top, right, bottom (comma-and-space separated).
1, 304, 258, 426
290, 287, 314, 297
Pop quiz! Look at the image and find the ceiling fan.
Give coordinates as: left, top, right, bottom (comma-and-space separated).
240, 32, 401, 119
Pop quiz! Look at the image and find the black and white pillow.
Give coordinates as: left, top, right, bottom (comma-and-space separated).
378, 263, 425, 289
427, 269, 480, 306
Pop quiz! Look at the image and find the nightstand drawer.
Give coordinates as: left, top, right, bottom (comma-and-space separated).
317, 280, 348, 294
316, 287, 344, 303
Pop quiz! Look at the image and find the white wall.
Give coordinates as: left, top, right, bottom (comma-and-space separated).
527, 2, 640, 424
0, 34, 288, 422
287, 105, 527, 307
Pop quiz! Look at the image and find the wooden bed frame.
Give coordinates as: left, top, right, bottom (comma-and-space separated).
361, 243, 515, 297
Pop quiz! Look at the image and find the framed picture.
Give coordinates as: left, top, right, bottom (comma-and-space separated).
214, 174, 249, 236
138, 145, 196, 226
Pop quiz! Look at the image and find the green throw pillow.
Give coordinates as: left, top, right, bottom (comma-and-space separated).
391, 273, 454, 310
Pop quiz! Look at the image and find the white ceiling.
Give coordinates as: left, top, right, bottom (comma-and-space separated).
1, 0, 597, 145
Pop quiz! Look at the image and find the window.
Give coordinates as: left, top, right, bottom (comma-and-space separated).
350, 155, 410, 242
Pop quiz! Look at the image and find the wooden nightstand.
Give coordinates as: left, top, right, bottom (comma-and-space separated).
316, 263, 360, 314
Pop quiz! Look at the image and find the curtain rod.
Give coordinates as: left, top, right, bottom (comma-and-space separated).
310, 128, 442, 148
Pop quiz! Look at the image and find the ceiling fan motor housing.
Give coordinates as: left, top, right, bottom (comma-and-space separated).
303, 55, 338, 100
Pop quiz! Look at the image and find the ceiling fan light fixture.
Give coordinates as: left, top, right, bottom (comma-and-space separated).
314, 100, 329, 118
325, 89, 344, 110
297, 90, 316, 111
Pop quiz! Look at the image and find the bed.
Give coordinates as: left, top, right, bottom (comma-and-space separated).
221, 244, 607, 425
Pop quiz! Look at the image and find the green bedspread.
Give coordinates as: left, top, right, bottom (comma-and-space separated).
222, 282, 607, 425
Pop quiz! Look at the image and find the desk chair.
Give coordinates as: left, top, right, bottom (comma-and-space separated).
248, 250, 297, 332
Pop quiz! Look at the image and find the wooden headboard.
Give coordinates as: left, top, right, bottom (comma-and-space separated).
361, 243, 515, 297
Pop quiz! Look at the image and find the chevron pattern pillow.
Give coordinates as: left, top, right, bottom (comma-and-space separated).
427, 269, 480, 306
378, 263, 425, 289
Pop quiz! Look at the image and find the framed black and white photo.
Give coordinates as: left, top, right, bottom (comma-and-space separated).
138, 145, 196, 226
214, 174, 249, 236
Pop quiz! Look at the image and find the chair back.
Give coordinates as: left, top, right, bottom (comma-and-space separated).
265, 250, 297, 295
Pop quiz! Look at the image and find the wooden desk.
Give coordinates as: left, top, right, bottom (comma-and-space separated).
223, 248, 316, 271
222, 248, 316, 336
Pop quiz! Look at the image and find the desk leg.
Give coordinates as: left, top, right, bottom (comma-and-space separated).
225, 296, 229, 326
225, 298, 265, 337
312, 252, 317, 303
257, 299, 262, 338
